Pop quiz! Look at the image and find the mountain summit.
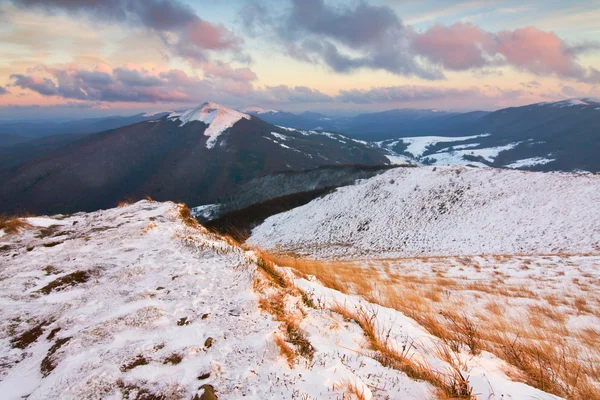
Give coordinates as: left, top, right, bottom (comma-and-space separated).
0, 102, 387, 214
168, 102, 251, 149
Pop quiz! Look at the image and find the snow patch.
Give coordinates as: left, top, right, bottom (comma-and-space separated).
401, 134, 490, 158
506, 157, 555, 169
241, 106, 278, 114
385, 154, 416, 165
270, 132, 288, 141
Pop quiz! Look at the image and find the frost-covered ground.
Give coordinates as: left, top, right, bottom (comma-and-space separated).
0, 200, 568, 399
249, 166, 600, 259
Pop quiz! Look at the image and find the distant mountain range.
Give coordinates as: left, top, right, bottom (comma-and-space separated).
0, 98, 598, 215
246, 98, 600, 173
0, 102, 386, 214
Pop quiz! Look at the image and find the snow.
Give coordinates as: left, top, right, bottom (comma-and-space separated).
421, 142, 520, 167
295, 275, 563, 400
506, 157, 555, 169
276, 125, 296, 132
421, 151, 488, 167
385, 154, 415, 165
249, 166, 600, 259
436, 142, 480, 152
168, 102, 251, 149
0, 200, 581, 399
241, 106, 278, 114
553, 99, 589, 107
269, 132, 288, 141
25, 217, 69, 228
1, 201, 433, 399
190, 204, 221, 220
400, 134, 490, 158
142, 111, 169, 117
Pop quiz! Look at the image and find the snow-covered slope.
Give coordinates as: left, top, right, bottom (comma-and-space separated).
0, 201, 569, 399
168, 101, 251, 149
249, 166, 600, 258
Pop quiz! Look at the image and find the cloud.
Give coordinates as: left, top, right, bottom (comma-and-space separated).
520, 80, 541, 88
200, 61, 258, 82
241, 0, 442, 79
8, 0, 242, 63
242, 1, 598, 83
336, 85, 480, 104
10, 64, 211, 103
411, 22, 494, 70
0, 85, 10, 95
254, 85, 333, 104
412, 23, 600, 83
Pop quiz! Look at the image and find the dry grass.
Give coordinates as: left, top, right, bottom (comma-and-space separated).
258, 250, 600, 400
333, 380, 368, 400
330, 303, 474, 399
0, 214, 30, 234
178, 204, 198, 227
253, 253, 315, 366
274, 335, 296, 366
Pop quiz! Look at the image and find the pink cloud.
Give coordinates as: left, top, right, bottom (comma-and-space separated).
411, 23, 494, 70
412, 24, 600, 82
495, 27, 583, 77
182, 20, 240, 51
200, 61, 257, 82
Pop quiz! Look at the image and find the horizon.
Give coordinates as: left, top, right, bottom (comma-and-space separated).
1, 96, 597, 122
1, 0, 599, 119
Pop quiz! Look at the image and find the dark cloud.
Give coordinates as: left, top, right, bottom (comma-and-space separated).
0, 85, 9, 95
11, 66, 200, 103
241, 0, 442, 79
9, 0, 242, 63
8, 62, 264, 105
11, 74, 59, 96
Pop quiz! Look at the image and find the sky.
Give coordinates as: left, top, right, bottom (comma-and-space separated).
0, 0, 599, 119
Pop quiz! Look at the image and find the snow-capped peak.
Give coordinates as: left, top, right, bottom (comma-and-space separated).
241, 106, 279, 114
168, 101, 251, 149
543, 98, 599, 108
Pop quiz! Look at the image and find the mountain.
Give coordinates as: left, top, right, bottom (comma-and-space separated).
0, 133, 89, 169
0, 133, 30, 147
0, 102, 388, 215
244, 109, 345, 131
241, 106, 280, 114
0, 113, 170, 139
249, 166, 600, 258
376, 98, 600, 172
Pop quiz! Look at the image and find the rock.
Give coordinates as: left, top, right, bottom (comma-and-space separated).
195, 384, 217, 400
197, 372, 210, 380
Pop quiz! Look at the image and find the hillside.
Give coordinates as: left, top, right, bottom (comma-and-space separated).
1, 200, 573, 399
248, 166, 600, 258
0, 102, 387, 215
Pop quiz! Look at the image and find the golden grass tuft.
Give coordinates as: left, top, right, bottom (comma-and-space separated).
178, 204, 199, 228
0, 214, 31, 234
274, 335, 296, 366
333, 380, 368, 400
